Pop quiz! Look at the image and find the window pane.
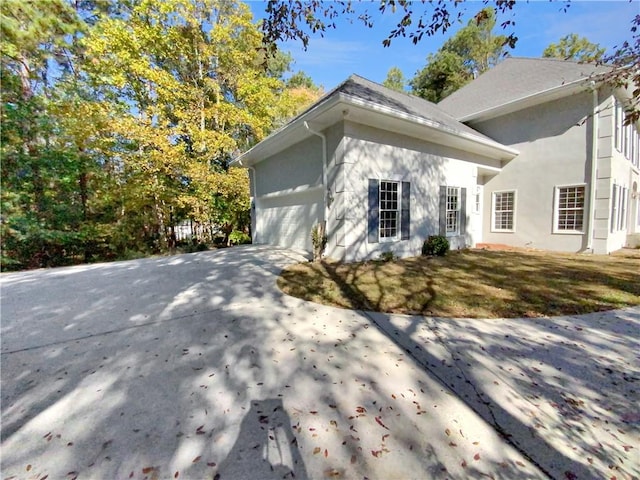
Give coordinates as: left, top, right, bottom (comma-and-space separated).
493, 191, 514, 231
379, 181, 399, 239
446, 187, 460, 234
557, 186, 585, 231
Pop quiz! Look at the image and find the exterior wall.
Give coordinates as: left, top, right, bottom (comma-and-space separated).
324, 122, 347, 260
471, 91, 594, 253
471, 88, 640, 255
329, 121, 499, 262
251, 136, 323, 253
592, 92, 640, 253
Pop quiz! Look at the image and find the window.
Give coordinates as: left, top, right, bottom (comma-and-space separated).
614, 98, 640, 168
439, 186, 467, 238
555, 185, 585, 233
367, 179, 410, 244
611, 183, 629, 232
446, 186, 460, 235
474, 185, 481, 214
379, 180, 399, 240
492, 191, 515, 232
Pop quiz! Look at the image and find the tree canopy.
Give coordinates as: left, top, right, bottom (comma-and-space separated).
382, 67, 406, 92
261, 0, 638, 121
543, 33, 606, 62
410, 7, 507, 103
0, 0, 318, 269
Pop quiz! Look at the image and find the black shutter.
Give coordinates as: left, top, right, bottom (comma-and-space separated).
401, 181, 410, 240
460, 187, 467, 236
439, 185, 447, 236
368, 179, 379, 243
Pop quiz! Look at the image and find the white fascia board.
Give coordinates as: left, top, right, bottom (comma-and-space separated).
338, 93, 519, 160
232, 86, 520, 168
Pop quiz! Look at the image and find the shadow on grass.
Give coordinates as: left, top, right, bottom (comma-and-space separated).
279, 250, 640, 318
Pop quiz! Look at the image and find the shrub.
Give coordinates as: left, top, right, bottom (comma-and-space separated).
311, 223, 327, 262
378, 251, 395, 262
422, 235, 449, 256
229, 230, 251, 245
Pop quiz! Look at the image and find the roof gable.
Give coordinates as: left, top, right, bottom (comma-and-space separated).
232, 74, 518, 167
339, 75, 499, 142
438, 57, 611, 121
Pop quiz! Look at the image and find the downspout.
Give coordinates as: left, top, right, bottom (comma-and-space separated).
238, 159, 258, 243
587, 82, 598, 251
303, 121, 328, 226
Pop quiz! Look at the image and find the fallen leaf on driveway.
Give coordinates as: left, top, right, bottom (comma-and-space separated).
375, 416, 389, 430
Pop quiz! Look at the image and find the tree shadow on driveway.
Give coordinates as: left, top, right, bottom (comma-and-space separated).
364, 307, 640, 480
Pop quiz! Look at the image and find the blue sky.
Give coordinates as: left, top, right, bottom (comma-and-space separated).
247, 0, 639, 90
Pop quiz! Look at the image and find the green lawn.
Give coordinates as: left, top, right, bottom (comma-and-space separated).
277, 249, 640, 318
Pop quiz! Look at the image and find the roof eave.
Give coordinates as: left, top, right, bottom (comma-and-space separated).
339, 93, 519, 161
232, 84, 519, 168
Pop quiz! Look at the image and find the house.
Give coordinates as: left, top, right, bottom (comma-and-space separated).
231, 59, 640, 261
231, 74, 518, 262
438, 57, 640, 254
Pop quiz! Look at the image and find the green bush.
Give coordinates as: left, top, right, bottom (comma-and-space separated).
378, 251, 395, 262
422, 235, 449, 256
229, 230, 251, 245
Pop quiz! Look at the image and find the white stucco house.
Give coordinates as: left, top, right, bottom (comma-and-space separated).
231, 58, 640, 261
439, 57, 640, 255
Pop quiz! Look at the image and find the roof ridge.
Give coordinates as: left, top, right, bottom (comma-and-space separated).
346, 73, 426, 103
504, 56, 602, 67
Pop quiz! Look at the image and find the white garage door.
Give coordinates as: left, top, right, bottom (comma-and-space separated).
257, 188, 322, 253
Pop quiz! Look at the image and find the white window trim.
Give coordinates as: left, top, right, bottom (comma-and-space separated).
379, 179, 401, 243
614, 97, 640, 167
491, 189, 516, 233
612, 183, 629, 232
445, 186, 461, 237
553, 183, 586, 235
473, 185, 482, 215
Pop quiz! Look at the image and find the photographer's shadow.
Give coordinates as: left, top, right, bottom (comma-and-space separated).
216, 398, 309, 480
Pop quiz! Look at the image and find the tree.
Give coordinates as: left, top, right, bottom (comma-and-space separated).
410, 7, 507, 102
0, 0, 100, 268
383, 66, 406, 92
543, 34, 605, 62
601, 15, 640, 124
410, 51, 469, 102
2, 0, 322, 269
261, 0, 524, 51
259, 1, 638, 121
286, 70, 316, 89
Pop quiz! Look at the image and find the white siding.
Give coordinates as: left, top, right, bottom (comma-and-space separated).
329, 121, 493, 262
252, 136, 323, 254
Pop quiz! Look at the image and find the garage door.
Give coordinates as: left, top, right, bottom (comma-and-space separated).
256, 188, 322, 253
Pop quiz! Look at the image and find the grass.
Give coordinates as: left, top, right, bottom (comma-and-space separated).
277, 248, 640, 318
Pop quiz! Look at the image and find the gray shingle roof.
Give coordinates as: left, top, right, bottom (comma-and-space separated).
438, 57, 611, 120
332, 74, 499, 142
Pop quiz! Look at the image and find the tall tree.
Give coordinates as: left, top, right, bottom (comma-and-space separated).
543, 34, 606, 62
259, 1, 638, 121
0, 0, 98, 268
383, 67, 406, 92
2, 0, 320, 269
410, 7, 507, 102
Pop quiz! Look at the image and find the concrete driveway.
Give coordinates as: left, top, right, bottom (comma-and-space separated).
1, 246, 638, 480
